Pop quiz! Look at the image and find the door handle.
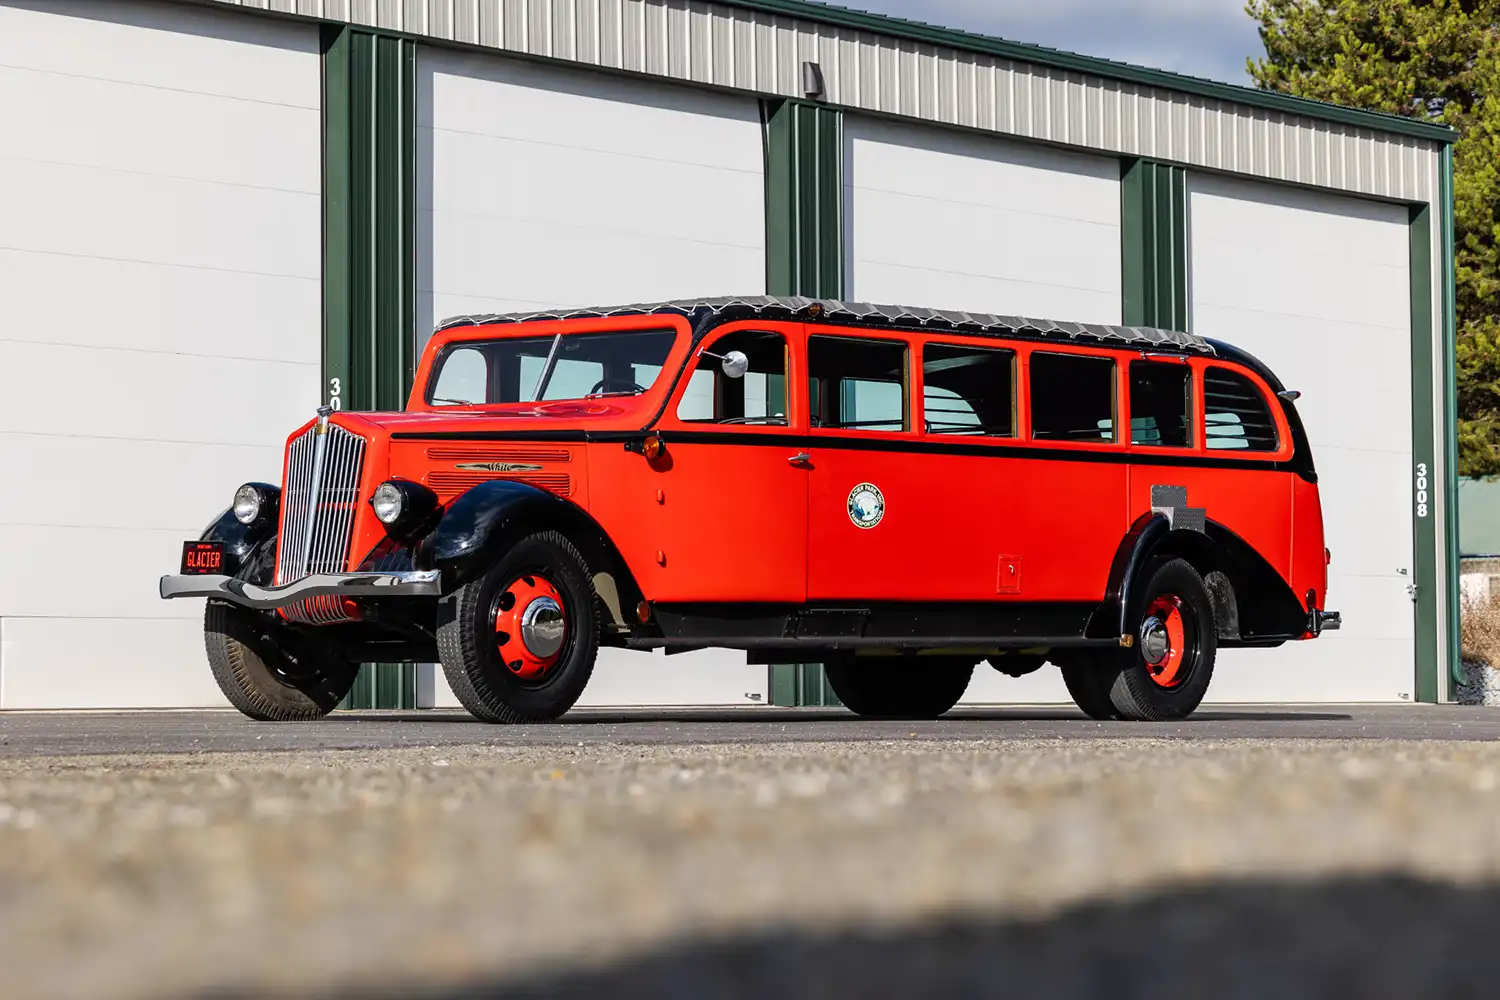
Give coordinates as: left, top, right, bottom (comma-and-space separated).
788, 453, 812, 467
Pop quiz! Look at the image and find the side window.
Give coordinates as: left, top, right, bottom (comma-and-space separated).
922, 344, 1016, 437
1029, 352, 1116, 442
1129, 361, 1193, 448
676, 329, 788, 425
808, 336, 909, 432
1204, 368, 1279, 451
430, 347, 488, 405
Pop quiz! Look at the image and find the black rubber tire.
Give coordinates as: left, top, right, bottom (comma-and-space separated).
1106, 558, 1217, 721
437, 530, 598, 724
204, 601, 359, 721
824, 657, 975, 719
1060, 656, 1123, 721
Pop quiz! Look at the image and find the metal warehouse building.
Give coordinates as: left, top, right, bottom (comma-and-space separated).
0, 0, 1459, 709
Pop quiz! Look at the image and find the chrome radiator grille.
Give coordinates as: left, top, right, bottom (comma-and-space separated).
276, 416, 366, 589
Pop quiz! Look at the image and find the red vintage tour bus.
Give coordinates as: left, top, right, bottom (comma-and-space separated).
161, 297, 1339, 723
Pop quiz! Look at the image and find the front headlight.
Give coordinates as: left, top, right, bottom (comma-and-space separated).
371, 482, 405, 525
233, 484, 263, 525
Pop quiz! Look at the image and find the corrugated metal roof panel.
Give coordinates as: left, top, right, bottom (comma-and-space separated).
203, 0, 1443, 203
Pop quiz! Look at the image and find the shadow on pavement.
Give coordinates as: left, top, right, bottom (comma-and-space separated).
337, 707, 1356, 726
339, 875, 1493, 999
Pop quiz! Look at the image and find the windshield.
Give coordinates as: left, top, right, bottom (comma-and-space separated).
426, 329, 678, 406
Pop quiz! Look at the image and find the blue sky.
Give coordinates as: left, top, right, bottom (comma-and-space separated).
844, 0, 1264, 85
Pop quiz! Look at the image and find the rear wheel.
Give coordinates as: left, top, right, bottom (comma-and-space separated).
437, 531, 598, 724
824, 656, 975, 719
205, 602, 359, 721
1061, 559, 1216, 722
1109, 558, 1216, 721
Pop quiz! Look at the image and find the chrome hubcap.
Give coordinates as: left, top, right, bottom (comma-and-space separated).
519, 597, 565, 658
1139, 616, 1170, 666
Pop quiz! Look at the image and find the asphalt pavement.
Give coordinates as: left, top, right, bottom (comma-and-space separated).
3, 703, 1499, 757
4, 707, 1500, 999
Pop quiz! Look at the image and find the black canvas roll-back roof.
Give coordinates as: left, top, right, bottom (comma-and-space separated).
436, 295, 1216, 356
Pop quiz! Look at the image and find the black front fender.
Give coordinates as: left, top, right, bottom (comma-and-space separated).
413, 480, 617, 593
201, 502, 278, 586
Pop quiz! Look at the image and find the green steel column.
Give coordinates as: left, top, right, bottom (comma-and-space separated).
1442, 146, 1462, 694
763, 98, 844, 707
1409, 205, 1441, 703
1120, 158, 1187, 330
323, 26, 418, 710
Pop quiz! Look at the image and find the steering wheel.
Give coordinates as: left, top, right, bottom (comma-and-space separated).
588, 377, 647, 396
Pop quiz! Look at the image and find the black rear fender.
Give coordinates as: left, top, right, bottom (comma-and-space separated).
1094, 512, 1307, 644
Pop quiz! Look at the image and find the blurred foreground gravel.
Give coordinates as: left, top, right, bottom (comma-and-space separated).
5, 738, 1500, 999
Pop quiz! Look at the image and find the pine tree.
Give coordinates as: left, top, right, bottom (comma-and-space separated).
1247, 0, 1500, 475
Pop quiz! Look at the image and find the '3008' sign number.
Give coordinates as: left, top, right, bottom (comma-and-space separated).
1415, 463, 1430, 519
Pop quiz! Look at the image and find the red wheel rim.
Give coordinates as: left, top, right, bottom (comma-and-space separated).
493, 574, 567, 679
1141, 594, 1188, 689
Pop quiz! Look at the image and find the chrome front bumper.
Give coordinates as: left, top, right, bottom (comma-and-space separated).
158, 570, 441, 610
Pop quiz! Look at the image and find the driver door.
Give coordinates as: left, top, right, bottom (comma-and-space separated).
646, 321, 808, 604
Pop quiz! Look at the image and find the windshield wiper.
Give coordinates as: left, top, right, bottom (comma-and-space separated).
530, 334, 563, 401
430, 397, 480, 406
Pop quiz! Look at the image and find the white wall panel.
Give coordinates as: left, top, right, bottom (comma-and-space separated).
845, 117, 1122, 325
0, 1, 322, 708
416, 49, 766, 339
416, 45, 768, 707
1189, 173, 1415, 702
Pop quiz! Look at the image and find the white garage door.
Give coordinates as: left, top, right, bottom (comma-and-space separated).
1190, 174, 1415, 702
0, 1, 323, 708
844, 117, 1123, 324
416, 49, 767, 708
841, 118, 1123, 705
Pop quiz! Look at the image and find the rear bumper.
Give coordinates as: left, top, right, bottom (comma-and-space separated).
158, 570, 441, 610
1307, 607, 1341, 636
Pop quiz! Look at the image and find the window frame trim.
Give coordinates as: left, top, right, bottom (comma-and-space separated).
1199, 361, 1293, 460
658, 319, 806, 433
805, 331, 917, 438
916, 339, 1020, 440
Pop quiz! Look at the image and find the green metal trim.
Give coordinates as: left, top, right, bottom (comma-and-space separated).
1121, 159, 1187, 331
764, 99, 844, 298
1441, 145, 1462, 692
719, 0, 1455, 144
324, 25, 419, 710
769, 664, 842, 708
764, 98, 845, 707
1409, 204, 1439, 704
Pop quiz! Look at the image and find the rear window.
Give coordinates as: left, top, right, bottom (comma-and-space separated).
1204, 368, 1279, 452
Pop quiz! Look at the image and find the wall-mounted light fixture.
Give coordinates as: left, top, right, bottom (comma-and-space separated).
802, 60, 826, 101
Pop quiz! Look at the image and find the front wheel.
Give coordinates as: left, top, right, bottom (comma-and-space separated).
205, 602, 359, 721
437, 530, 599, 724
824, 656, 975, 719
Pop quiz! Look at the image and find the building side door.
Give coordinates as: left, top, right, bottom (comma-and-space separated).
646, 322, 807, 604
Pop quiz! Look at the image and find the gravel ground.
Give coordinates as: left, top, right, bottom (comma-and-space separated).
4, 738, 1500, 999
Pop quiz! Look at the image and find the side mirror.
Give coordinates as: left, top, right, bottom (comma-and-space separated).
720, 350, 750, 379
701, 349, 750, 380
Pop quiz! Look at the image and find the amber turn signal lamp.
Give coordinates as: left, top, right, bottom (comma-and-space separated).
642, 434, 664, 460
636, 601, 652, 623
805, 301, 825, 318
